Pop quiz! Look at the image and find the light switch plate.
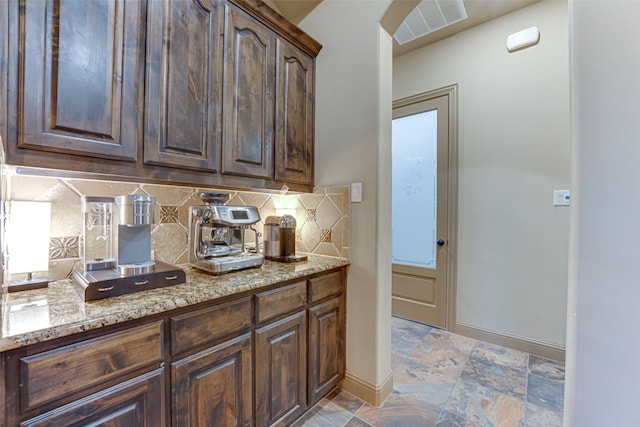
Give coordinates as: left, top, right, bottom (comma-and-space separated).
351, 182, 362, 203
554, 189, 571, 206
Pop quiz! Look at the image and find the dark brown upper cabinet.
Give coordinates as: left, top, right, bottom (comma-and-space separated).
15, 0, 143, 161
222, 4, 275, 179
144, 0, 224, 172
275, 39, 314, 186
4, 0, 321, 192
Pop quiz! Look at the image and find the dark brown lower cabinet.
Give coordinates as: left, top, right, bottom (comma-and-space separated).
308, 296, 345, 405
20, 368, 164, 427
0, 268, 346, 426
255, 311, 308, 427
172, 333, 253, 427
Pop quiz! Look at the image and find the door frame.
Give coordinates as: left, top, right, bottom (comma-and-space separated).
392, 84, 459, 330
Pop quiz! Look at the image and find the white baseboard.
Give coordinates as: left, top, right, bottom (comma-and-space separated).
341, 371, 393, 406
454, 322, 566, 362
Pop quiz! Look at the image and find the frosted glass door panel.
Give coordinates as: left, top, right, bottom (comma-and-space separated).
392, 110, 437, 268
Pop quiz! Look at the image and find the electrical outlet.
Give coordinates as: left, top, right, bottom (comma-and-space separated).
553, 190, 571, 206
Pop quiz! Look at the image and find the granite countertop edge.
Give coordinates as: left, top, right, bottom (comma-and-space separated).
1, 255, 350, 353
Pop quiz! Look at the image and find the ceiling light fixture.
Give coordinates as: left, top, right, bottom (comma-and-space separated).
393, 0, 468, 45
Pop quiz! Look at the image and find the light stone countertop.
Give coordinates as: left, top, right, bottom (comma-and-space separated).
0, 254, 350, 353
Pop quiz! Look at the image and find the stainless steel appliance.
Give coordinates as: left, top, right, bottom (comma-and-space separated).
188, 192, 264, 274
263, 215, 307, 262
72, 195, 185, 301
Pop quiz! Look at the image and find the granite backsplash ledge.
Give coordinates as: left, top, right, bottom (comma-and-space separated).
4, 170, 350, 281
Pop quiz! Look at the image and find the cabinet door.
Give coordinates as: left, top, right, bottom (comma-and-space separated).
255, 311, 307, 427
222, 4, 275, 179
20, 369, 164, 427
0, 354, 4, 427
17, 0, 142, 161
172, 333, 252, 427
308, 296, 345, 405
1, 0, 7, 152
145, 0, 224, 171
275, 39, 314, 185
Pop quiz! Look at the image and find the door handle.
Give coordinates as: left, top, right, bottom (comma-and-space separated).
437, 239, 445, 246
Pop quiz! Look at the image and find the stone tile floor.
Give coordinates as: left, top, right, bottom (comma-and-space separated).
293, 316, 565, 427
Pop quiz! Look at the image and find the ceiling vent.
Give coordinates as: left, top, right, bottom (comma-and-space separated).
393, 0, 468, 45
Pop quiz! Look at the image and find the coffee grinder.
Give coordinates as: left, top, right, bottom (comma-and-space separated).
263, 215, 307, 262
72, 194, 185, 301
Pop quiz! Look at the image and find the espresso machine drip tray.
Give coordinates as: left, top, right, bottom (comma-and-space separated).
191, 253, 264, 275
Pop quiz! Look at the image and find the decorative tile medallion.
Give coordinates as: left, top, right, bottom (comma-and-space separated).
49, 236, 79, 260
306, 208, 317, 223
160, 206, 179, 223
320, 229, 332, 243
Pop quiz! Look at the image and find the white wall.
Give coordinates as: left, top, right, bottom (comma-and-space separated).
299, 0, 394, 399
566, 0, 640, 424
393, 0, 570, 348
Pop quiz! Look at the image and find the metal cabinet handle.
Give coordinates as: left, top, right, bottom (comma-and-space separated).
165, 275, 178, 280
437, 239, 445, 246
98, 286, 114, 292
134, 280, 149, 286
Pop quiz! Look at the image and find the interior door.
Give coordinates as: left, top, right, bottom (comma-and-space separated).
391, 92, 451, 328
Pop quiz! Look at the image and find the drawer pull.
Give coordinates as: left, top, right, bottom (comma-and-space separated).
165, 275, 178, 280
134, 280, 149, 286
98, 286, 114, 292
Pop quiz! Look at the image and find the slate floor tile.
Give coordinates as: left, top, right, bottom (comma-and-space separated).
299, 317, 564, 427
529, 355, 565, 381
527, 373, 565, 412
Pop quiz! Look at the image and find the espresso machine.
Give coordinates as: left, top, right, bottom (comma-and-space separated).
188, 192, 263, 274
72, 194, 185, 301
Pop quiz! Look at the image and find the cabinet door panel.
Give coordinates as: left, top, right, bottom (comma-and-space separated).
308, 296, 345, 404
1, 0, 7, 153
18, 0, 141, 160
222, 4, 275, 179
275, 39, 314, 185
255, 311, 307, 427
172, 333, 252, 427
20, 368, 164, 427
145, 0, 223, 171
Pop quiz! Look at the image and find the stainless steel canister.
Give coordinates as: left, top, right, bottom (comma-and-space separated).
115, 194, 155, 225
263, 216, 281, 258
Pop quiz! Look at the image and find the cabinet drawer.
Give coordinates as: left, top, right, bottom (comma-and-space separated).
20, 321, 164, 411
309, 271, 344, 304
21, 368, 165, 427
255, 281, 306, 324
170, 297, 251, 356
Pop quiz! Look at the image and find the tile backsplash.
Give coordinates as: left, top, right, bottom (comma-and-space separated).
5, 170, 350, 281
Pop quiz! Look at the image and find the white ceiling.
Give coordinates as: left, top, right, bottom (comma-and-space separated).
393, 0, 469, 46
267, 0, 541, 57
392, 0, 541, 57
